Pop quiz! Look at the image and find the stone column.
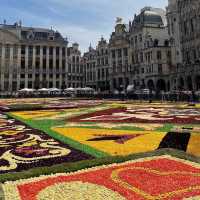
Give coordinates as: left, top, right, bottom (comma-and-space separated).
53, 47, 56, 87
0, 44, 5, 91
65, 46, 68, 88
25, 45, 28, 88
17, 45, 21, 91
109, 53, 114, 91
9, 45, 14, 92
39, 45, 43, 89
46, 46, 49, 88
59, 47, 62, 89
32, 46, 36, 89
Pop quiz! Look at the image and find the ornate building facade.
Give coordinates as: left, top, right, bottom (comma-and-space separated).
0, 22, 70, 93
109, 19, 131, 92
1, 2, 200, 94
83, 45, 97, 89
129, 7, 171, 91
96, 37, 110, 92
67, 43, 84, 88
167, 0, 200, 91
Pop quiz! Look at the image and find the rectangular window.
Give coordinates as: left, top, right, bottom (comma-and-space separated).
139, 34, 142, 42
13, 45, 18, 59
68, 64, 71, 73
21, 45, 25, 55
56, 47, 59, 56
28, 46, 33, 56
158, 64, 162, 73
112, 50, 115, 58
21, 59, 25, 69
140, 52, 143, 63
49, 59, 53, 68
49, 47, 53, 55
43, 46, 47, 55
123, 48, 128, 57
141, 68, 144, 73
28, 59, 32, 68
36, 46, 40, 55
62, 47, 65, 56
118, 49, 122, 58
191, 18, 194, 32
157, 51, 162, 60
62, 60, 65, 69
20, 74, 25, 79
56, 59, 59, 68
5, 44, 10, 58
43, 59, 46, 68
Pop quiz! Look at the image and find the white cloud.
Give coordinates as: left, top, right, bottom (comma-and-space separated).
4, 0, 168, 53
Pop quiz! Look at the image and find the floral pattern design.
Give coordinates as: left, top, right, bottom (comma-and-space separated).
0, 113, 93, 173
3, 155, 200, 200
69, 107, 200, 124
52, 127, 200, 157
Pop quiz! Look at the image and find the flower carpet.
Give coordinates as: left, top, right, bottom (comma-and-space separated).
0, 112, 93, 174
0, 98, 103, 111
0, 99, 200, 199
51, 127, 200, 157
68, 106, 200, 124
9, 102, 200, 158
3, 155, 200, 200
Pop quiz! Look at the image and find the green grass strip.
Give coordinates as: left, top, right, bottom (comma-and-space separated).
63, 125, 144, 131
8, 113, 109, 158
155, 124, 174, 132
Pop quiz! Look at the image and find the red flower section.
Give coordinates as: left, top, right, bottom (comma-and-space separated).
68, 107, 200, 124
17, 157, 200, 200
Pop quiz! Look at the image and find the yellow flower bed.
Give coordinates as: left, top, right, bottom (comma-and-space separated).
12, 110, 62, 120
52, 127, 166, 156
187, 133, 200, 157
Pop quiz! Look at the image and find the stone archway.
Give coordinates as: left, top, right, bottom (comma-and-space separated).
167, 81, 170, 91
147, 80, 155, 90
187, 76, 193, 90
178, 77, 185, 90
156, 79, 166, 92
113, 78, 117, 90
195, 75, 200, 90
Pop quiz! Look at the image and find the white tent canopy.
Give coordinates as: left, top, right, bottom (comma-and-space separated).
82, 87, 95, 91
49, 88, 61, 92
38, 88, 49, 92
113, 90, 119, 95
18, 88, 35, 93
64, 87, 75, 91
127, 85, 134, 92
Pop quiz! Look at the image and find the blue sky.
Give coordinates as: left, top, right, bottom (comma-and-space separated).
0, 0, 168, 52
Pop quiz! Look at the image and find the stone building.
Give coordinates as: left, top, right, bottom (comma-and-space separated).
167, 0, 182, 66
129, 7, 171, 92
67, 43, 84, 88
177, 0, 200, 90
0, 22, 69, 93
166, 0, 183, 90
167, 0, 200, 91
109, 18, 131, 92
83, 45, 97, 89
96, 37, 110, 92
